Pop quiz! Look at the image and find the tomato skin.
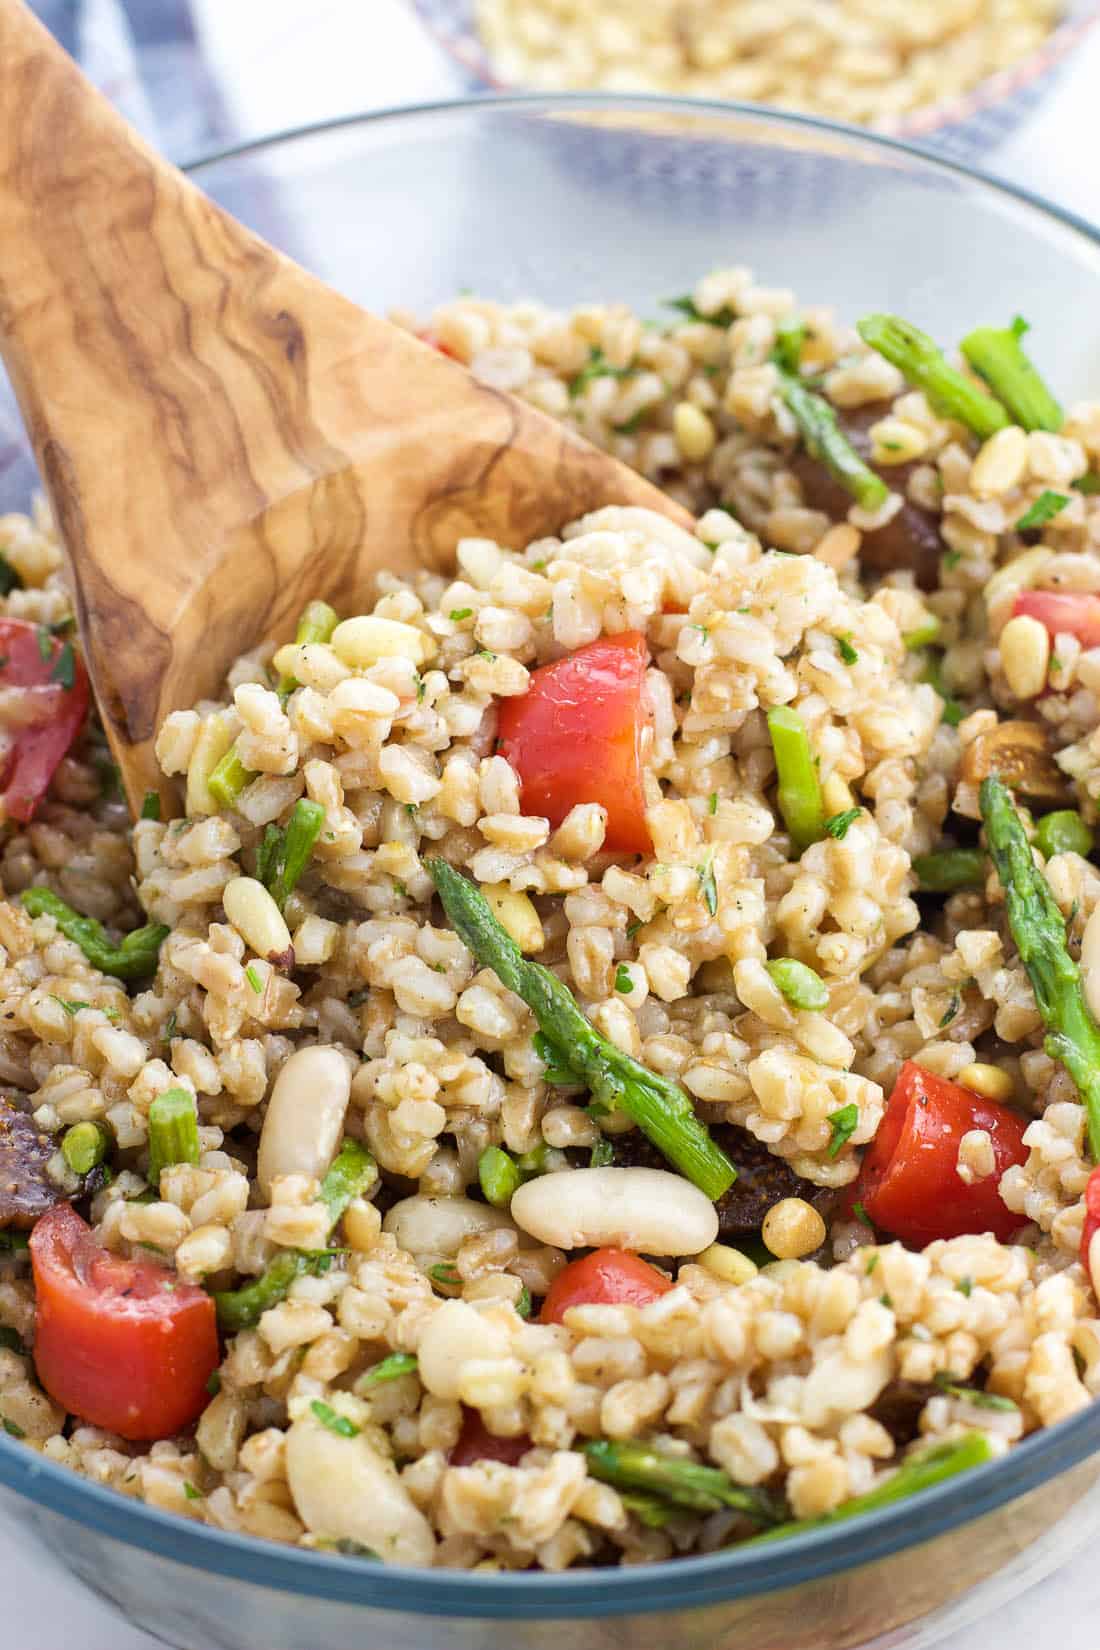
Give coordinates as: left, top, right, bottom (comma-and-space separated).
539, 1247, 673, 1324
497, 633, 653, 856
849, 1061, 1030, 1247
0, 619, 90, 823
450, 1407, 531, 1467
1012, 591, 1100, 652
1080, 1168, 1100, 1273
30, 1205, 219, 1442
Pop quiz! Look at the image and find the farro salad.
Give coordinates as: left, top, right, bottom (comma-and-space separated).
0, 268, 1099, 1570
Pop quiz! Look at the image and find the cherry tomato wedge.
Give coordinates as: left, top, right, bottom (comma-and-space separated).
450, 1406, 531, 1467
539, 1247, 673, 1324
0, 619, 89, 823
1012, 591, 1100, 652
848, 1061, 1029, 1247
1080, 1167, 1100, 1274
30, 1204, 219, 1441
497, 632, 653, 855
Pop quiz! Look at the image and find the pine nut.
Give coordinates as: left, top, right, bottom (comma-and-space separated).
983, 546, 1052, 634
287, 1408, 436, 1565
970, 426, 1028, 497
673, 402, 717, 463
257, 1045, 351, 1198
223, 876, 294, 968
186, 711, 237, 817
761, 1197, 826, 1260
331, 615, 433, 669
868, 417, 927, 467
480, 883, 545, 953
510, 1167, 719, 1254
999, 614, 1050, 700
698, 1242, 757, 1284
956, 1062, 1014, 1103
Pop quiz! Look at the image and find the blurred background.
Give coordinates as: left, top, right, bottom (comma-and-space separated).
8, 3, 1100, 1649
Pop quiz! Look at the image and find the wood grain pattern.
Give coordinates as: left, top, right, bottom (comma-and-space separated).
0, 0, 690, 813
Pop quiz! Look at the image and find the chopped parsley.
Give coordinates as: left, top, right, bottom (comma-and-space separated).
663, 294, 736, 328
476, 650, 496, 663
392, 880, 408, 899
613, 410, 646, 436
449, 608, 473, 622
568, 347, 633, 398
140, 791, 161, 820
1016, 490, 1069, 532
358, 1352, 418, 1387
625, 920, 644, 940
515, 1286, 533, 1320
183, 1482, 203, 1502
205, 1369, 221, 1396
824, 808, 861, 839
429, 1263, 460, 1289
245, 965, 263, 994
708, 792, 719, 816
865, 1252, 880, 1275
956, 1277, 974, 1297
310, 1399, 360, 1439
163, 1011, 177, 1044
836, 634, 859, 666
49, 642, 75, 690
826, 1102, 859, 1159
939, 993, 961, 1028
852, 1200, 874, 1231
697, 859, 718, 917
2, 1417, 25, 1439
614, 964, 633, 994
942, 549, 962, 570
51, 996, 91, 1016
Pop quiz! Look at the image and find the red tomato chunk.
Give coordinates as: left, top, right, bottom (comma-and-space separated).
0, 619, 89, 822
1012, 591, 1100, 652
1080, 1167, 1100, 1275
30, 1204, 219, 1441
539, 1247, 673, 1324
849, 1061, 1029, 1247
497, 632, 653, 856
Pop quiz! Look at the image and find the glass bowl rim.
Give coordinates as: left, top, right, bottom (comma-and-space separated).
4, 90, 1100, 1618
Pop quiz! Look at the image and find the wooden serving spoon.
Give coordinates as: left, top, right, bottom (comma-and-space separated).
0, 0, 687, 814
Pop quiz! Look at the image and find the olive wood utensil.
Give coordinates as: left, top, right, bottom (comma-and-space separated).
0, 0, 687, 813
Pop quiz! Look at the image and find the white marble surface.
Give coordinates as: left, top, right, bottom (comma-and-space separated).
3, 2, 1099, 1644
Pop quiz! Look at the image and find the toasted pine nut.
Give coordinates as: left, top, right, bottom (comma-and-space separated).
970, 426, 1028, 497
999, 614, 1050, 700
698, 1242, 757, 1284
480, 883, 545, 953
868, 417, 927, 467
956, 1062, 1014, 1103
223, 876, 294, 968
186, 711, 237, 817
673, 402, 717, 463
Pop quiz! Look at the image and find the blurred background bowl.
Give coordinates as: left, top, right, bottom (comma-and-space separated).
4, 93, 1100, 1650
408, 0, 1100, 162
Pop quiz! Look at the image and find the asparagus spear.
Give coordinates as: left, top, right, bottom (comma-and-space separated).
212, 1249, 340, 1333
912, 848, 986, 893
583, 1440, 785, 1525
147, 1089, 200, 1186
857, 315, 1009, 440
980, 773, 1100, 1158
257, 799, 327, 912
208, 745, 253, 809
426, 861, 736, 1199
766, 707, 826, 854
960, 318, 1062, 433
773, 366, 889, 512
749, 1433, 995, 1544
21, 888, 169, 981
61, 1121, 110, 1177
317, 1138, 378, 1226
277, 599, 340, 698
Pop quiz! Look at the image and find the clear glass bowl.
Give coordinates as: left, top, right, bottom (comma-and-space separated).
3, 95, 1100, 1650
409, 0, 1100, 162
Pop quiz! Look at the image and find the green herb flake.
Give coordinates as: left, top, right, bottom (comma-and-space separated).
943, 550, 962, 570
956, 1277, 974, 1297
310, 1399, 360, 1439
35, 625, 52, 662
392, 880, 408, 899
697, 860, 718, 917
449, 608, 473, 622
708, 792, 719, 816
2, 1417, 25, 1439
879, 1292, 894, 1310
614, 411, 646, 436
140, 791, 162, 821
429, 1263, 460, 1289
663, 295, 736, 328
245, 964, 264, 994
939, 993, 961, 1028
358, 1352, 418, 1388
826, 1102, 860, 1159
51, 996, 91, 1016
49, 641, 75, 690
614, 964, 633, 994
865, 1252, 880, 1275
205, 1369, 221, 1396
933, 1372, 1017, 1412
836, 634, 859, 666
515, 1285, 533, 1320
625, 919, 643, 940
163, 1011, 178, 1044
852, 1200, 874, 1231
183, 1482, 203, 1502
824, 808, 862, 840
1074, 472, 1100, 496
569, 347, 633, 398
1016, 490, 1069, 532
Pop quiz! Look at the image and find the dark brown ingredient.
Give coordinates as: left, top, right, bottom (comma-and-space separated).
611, 1123, 834, 1238
788, 402, 943, 589
959, 719, 1069, 805
0, 1100, 65, 1227
868, 1379, 936, 1447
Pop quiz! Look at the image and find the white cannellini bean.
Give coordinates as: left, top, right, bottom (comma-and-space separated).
382, 1194, 515, 1258
510, 1167, 719, 1255
257, 1045, 351, 1199
223, 876, 294, 967
416, 1299, 512, 1400
1082, 903, 1100, 1024
286, 1411, 436, 1566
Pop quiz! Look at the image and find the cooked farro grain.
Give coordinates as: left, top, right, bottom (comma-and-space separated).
2, 268, 1100, 1570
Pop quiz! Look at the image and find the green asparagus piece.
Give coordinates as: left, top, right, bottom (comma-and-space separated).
981, 774, 1100, 1158
61, 1121, 110, 1177
318, 1137, 378, 1226
478, 1145, 523, 1208
357, 1352, 418, 1389
773, 366, 889, 511
276, 600, 340, 698
912, 848, 986, 893
960, 318, 1062, 433
207, 744, 254, 809
857, 315, 1010, 439
427, 861, 736, 1199
583, 1440, 785, 1525
21, 888, 169, 981
1035, 809, 1094, 860
749, 1434, 995, 1545
766, 707, 826, 854
620, 1491, 677, 1528
765, 958, 828, 1011
771, 316, 806, 375
147, 1088, 200, 1187
261, 799, 326, 911
213, 1249, 340, 1332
